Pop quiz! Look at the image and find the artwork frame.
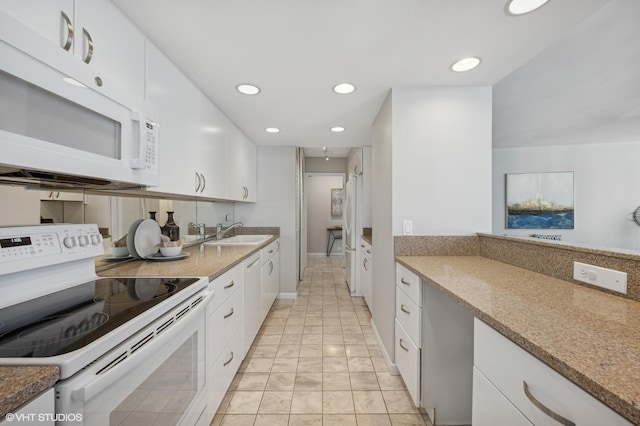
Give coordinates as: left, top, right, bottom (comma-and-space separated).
505, 172, 574, 229
330, 188, 343, 217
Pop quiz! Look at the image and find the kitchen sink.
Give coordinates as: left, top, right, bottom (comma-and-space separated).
182, 235, 214, 245
205, 234, 273, 245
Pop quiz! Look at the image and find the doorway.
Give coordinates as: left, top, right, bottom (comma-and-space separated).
304, 173, 346, 256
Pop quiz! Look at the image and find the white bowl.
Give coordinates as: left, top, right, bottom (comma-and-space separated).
110, 246, 130, 258
160, 246, 182, 257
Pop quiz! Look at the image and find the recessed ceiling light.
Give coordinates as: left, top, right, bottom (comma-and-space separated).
265, 127, 280, 133
331, 127, 345, 133
505, 0, 550, 16
236, 83, 261, 95
451, 57, 482, 72
333, 83, 356, 94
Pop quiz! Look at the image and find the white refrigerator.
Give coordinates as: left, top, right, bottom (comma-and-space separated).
344, 174, 361, 295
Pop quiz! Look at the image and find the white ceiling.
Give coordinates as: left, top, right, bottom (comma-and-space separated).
112, 0, 611, 157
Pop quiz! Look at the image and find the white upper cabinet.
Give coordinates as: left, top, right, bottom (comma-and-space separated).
227, 122, 256, 202
198, 94, 228, 199
0, 0, 146, 99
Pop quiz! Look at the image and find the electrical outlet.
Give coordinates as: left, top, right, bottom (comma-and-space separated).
572, 262, 627, 294
403, 220, 413, 235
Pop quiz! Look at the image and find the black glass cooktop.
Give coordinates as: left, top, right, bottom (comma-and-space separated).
0, 277, 200, 358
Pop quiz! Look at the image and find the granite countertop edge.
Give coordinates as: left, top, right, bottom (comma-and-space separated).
395, 255, 640, 425
0, 366, 59, 418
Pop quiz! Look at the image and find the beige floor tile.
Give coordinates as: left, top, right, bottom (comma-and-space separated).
245, 358, 275, 373
290, 391, 323, 414
323, 391, 355, 414
345, 345, 370, 357
322, 372, 351, 390
266, 372, 296, 391
322, 326, 343, 335
236, 373, 270, 391
322, 357, 348, 372
323, 414, 357, 425
342, 326, 363, 335
287, 317, 306, 326
301, 334, 323, 345
281, 334, 304, 345
271, 357, 299, 372
252, 345, 279, 358
262, 325, 285, 334
389, 414, 427, 425
376, 372, 406, 391
226, 391, 263, 414
295, 372, 323, 390
265, 317, 287, 326
348, 357, 375, 372
220, 414, 256, 425
323, 344, 346, 357
356, 414, 392, 426
216, 390, 235, 416
305, 317, 323, 325
364, 335, 378, 345
299, 345, 323, 357
304, 325, 323, 335
343, 335, 366, 345
276, 344, 301, 358
323, 335, 344, 344
255, 334, 282, 345
297, 357, 323, 372
258, 391, 293, 414
285, 325, 305, 335
371, 357, 389, 372
322, 317, 341, 325
350, 372, 380, 390
352, 391, 388, 414
382, 391, 420, 414
289, 414, 323, 426
368, 345, 383, 357
254, 414, 289, 426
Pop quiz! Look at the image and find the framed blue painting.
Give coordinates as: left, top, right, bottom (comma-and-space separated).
505, 172, 574, 229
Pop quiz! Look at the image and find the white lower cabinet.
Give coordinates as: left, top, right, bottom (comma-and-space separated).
359, 239, 372, 308
473, 367, 532, 426
260, 239, 280, 323
395, 319, 420, 405
3, 388, 55, 425
207, 329, 243, 421
473, 318, 632, 426
243, 252, 262, 356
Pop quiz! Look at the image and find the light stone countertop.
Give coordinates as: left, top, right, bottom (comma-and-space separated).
96, 235, 278, 281
396, 255, 640, 425
0, 367, 59, 418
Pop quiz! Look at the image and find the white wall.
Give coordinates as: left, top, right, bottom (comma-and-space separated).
0, 186, 39, 225
392, 86, 493, 236
235, 146, 297, 296
493, 141, 640, 251
306, 175, 344, 255
305, 157, 347, 173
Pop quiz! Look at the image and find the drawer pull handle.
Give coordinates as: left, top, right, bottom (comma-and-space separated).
82, 28, 94, 64
400, 304, 410, 314
367, 249, 371, 254
399, 339, 409, 352
400, 278, 411, 286
61, 11, 73, 51
223, 351, 234, 366
224, 307, 235, 319
523, 381, 575, 426
224, 281, 235, 289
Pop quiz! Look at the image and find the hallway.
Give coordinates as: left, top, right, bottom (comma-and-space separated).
212, 255, 431, 425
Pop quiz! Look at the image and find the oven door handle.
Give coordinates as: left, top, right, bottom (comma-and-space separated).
70, 292, 208, 403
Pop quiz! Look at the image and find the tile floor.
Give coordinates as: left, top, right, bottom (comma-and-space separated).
211, 255, 433, 426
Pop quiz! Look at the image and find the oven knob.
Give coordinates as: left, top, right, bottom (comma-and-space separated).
91, 234, 102, 245
78, 235, 89, 247
63, 236, 77, 248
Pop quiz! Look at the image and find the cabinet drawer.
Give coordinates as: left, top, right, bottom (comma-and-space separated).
208, 264, 242, 313
395, 319, 420, 406
207, 287, 243, 369
396, 263, 422, 307
395, 287, 421, 347
474, 319, 631, 426
261, 239, 279, 265
473, 367, 532, 426
208, 329, 243, 418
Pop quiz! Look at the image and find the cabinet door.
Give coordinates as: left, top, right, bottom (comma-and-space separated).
73, 0, 146, 99
227, 122, 256, 202
145, 43, 200, 196
473, 367, 532, 426
243, 254, 261, 355
0, 0, 74, 50
198, 95, 228, 199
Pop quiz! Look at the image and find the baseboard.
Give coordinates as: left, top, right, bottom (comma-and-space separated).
371, 318, 399, 375
277, 292, 297, 299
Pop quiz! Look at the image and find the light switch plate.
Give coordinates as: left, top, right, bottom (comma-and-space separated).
573, 262, 627, 294
403, 220, 413, 235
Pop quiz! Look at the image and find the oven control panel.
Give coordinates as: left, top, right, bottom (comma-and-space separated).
0, 224, 104, 275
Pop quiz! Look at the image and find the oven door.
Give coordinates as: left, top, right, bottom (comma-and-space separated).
56, 293, 208, 426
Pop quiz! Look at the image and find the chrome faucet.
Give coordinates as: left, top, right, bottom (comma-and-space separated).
189, 222, 206, 238
217, 222, 244, 240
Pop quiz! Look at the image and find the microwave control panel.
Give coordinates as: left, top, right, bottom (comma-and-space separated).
130, 112, 159, 174
0, 224, 103, 275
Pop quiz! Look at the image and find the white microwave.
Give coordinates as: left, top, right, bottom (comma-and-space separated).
0, 12, 158, 189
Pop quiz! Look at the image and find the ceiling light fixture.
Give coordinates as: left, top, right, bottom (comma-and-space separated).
330, 127, 345, 133
265, 127, 280, 133
332, 83, 356, 95
323, 147, 330, 161
505, 0, 550, 16
450, 57, 482, 72
236, 83, 261, 95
